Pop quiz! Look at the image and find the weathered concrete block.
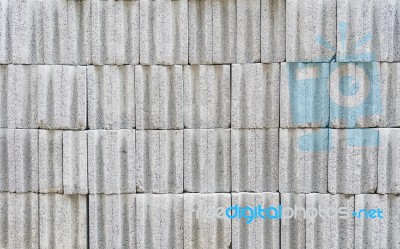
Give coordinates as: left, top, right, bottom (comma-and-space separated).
184, 129, 231, 193
88, 65, 135, 129
88, 130, 135, 194
231, 129, 279, 192
279, 129, 328, 193
89, 194, 136, 249
135, 65, 183, 129
261, 0, 286, 63
136, 130, 183, 193
0, 0, 11, 64
281, 193, 306, 249
232, 63, 280, 128
183, 65, 230, 128
379, 63, 400, 127
232, 192, 280, 249
39, 130, 63, 193
0, 66, 7, 128
136, 194, 183, 249
184, 193, 231, 249
378, 129, 400, 194
385, 194, 400, 248
63, 131, 88, 194
39, 194, 87, 249
140, 0, 188, 65
0, 129, 12, 191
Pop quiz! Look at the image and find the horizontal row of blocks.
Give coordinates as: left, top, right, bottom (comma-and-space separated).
1, 192, 398, 249
1, 128, 400, 194
1, 0, 400, 65
1, 63, 400, 129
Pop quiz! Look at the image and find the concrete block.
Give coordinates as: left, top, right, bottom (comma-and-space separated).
378, 129, 400, 194
385, 194, 400, 248
232, 192, 280, 249
183, 65, 230, 128
88, 65, 135, 129
0, 0, 11, 64
0, 129, 12, 191
184, 129, 231, 193
63, 131, 88, 194
328, 129, 379, 194
261, 0, 286, 63
140, 0, 188, 65
37, 65, 86, 130
286, 0, 336, 62
236, 0, 261, 63
280, 63, 330, 128
40, 194, 87, 249
281, 193, 306, 249
279, 129, 328, 193
136, 194, 183, 249
92, 0, 139, 65
135, 65, 183, 130
0, 66, 7, 127
184, 193, 231, 249
39, 130, 63, 193
88, 130, 135, 194
330, 63, 381, 128
231, 129, 279, 192
232, 63, 280, 128
0, 193, 39, 249
379, 63, 400, 127
136, 130, 183, 193
89, 194, 135, 249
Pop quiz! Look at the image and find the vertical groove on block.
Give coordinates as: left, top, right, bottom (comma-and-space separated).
379, 63, 400, 127
0, 129, 12, 192
189, 0, 212, 64
386, 195, 400, 248
183, 65, 230, 128
231, 129, 279, 192
0, 66, 8, 128
88, 130, 135, 194
0, 0, 11, 64
378, 129, 400, 194
88, 65, 135, 130
281, 194, 306, 249
63, 131, 88, 194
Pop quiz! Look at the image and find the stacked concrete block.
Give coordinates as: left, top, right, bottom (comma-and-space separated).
279, 129, 328, 193
0, 129, 12, 191
184, 193, 231, 249
286, 0, 336, 62
232, 192, 280, 249
379, 63, 400, 127
0, 193, 39, 249
281, 193, 306, 249
386, 194, 400, 248
140, 0, 188, 65
63, 131, 88, 194
231, 129, 279, 192
232, 63, 280, 128
0, 66, 7, 127
184, 129, 231, 193
135, 65, 183, 129
89, 194, 136, 248
183, 65, 230, 128
136, 130, 183, 193
328, 129, 379, 194
88, 65, 135, 130
280, 63, 330, 128
378, 129, 400, 194
39, 194, 87, 249
136, 194, 183, 249
88, 130, 135, 194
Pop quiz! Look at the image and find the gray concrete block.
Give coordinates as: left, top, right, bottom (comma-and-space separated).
286, 0, 336, 62
231, 129, 279, 192
89, 194, 135, 249
0, 66, 7, 128
63, 131, 88, 194
0, 193, 39, 249
386, 194, 400, 248
92, 0, 139, 65
281, 193, 306, 249
0, 0, 11, 64
183, 65, 230, 128
232, 192, 280, 249
280, 63, 330, 128
184, 129, 231, 193
40, 194, 87, 249
379, 63, 400, 127
261, 0, 286, 63
136, 194, 183, 249
88, 130, 135, 194
184, 193, 231, 249
135, 65, 183, 130
39, 130, 63, 193
140, 0, 188, 65
88, 65, 135, 129
378, 129, 400, 194
136, 130, 183, 193
232, 63, 280, 128
328, 129, 378, 194
0, 129, 11, 191
236, 0, 261, 63
279, 129, 328, 193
